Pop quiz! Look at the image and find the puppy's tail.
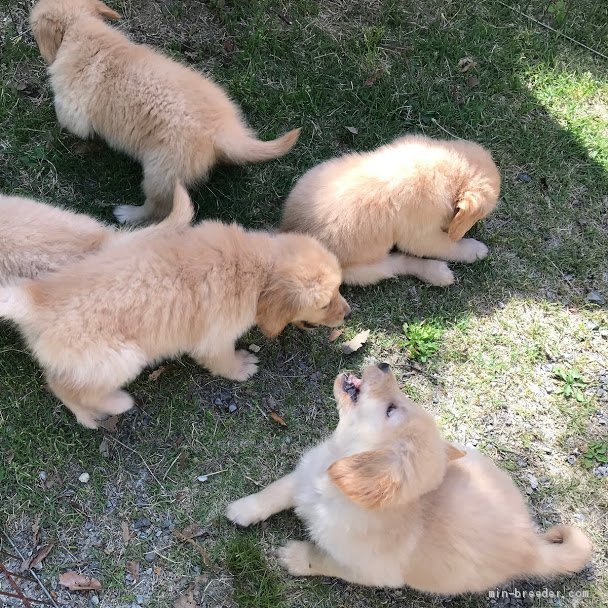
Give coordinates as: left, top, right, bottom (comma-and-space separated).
532, 525, 592, 578
0, 285, 31, 323
158, 182, 194, 227
215, 127, 301, 164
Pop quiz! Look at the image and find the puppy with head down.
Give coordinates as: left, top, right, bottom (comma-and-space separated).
227, 364, 592, 594
0, 188, 193, 283
30, 0, 301, 224
281, 135, 501, 286
0, 185, 349, 429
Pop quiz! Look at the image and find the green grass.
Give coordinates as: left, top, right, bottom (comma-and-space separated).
1, 0, 607, 607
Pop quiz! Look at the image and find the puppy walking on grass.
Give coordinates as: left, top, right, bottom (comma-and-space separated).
30, 0, 301, 224
228, 364, 592, 594
281, 135, 501, 286
0, 185, 349, 429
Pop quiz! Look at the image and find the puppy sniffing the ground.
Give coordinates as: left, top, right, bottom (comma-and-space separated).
281, 135, 500, 286
0, 185, 349, 429
30, 0, 301, 224
0, 188, 193, 283
227, 364, 592, 594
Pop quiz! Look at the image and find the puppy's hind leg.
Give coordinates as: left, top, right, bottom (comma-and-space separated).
226, 473, 296, 526
343, 253, 455, 287
114, 159, 177, 225
47, 377, 134, 429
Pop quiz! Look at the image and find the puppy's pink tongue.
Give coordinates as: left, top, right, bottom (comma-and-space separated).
348, 375, 362, 389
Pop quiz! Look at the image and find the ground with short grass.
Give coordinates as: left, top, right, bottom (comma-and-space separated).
0, 1, 607, 607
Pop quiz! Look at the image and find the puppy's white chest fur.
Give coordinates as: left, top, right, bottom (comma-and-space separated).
293, 444, 417, 586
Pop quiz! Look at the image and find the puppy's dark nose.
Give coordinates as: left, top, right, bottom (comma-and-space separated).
378, 362, 390, 373
344, 310, 352, 320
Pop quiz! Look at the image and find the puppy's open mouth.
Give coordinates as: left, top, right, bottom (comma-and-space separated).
343, 373, 362, 402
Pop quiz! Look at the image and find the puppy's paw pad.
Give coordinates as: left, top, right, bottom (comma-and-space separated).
226, 496, 263, 527
460, 238, 489, 262
278, 541, 314, 576
424, 261, 455, 287
231, 350, 259, 381
114, 204, 149, 225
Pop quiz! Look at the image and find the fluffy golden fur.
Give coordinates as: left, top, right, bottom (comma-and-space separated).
0, 186, 348, 429
227, 364, 592, 594
0, 193, 113, 282
281, 135, 501, 286
0, 187, 193, 283
30, 0, 301, 224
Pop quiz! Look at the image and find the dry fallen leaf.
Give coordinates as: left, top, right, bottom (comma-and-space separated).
21, 543, 54, 572
364, 69, 382, 86
121, 520, 131, 545
173, 531, 211, 566
99, 415, 119, 433
59, 572, 102, 591
180, 524, 205, 540
270, 411, 287, 427
328, 328, 344, 343
174, 576, 206, 608
99, 437, 110, 458
345, 126, 358, 135
126, 560, 140, 582
31, 514, 42, 546
341, 330, 370, 355
148, 365, 169, 381
458, 57, 477, 72
153, 566, 162, 576
466, 75, 480, 88
174, 589, 196, 608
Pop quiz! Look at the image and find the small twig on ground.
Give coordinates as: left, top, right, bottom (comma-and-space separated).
104, 435, 165, 489
431, 118, 462, 140
495, 0, 608, 61
2, 531, 59, 608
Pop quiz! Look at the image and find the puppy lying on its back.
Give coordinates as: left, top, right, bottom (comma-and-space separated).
0, 185, 349, 429
30, 0, 301, 224
0, 188, 192, 283
281, 135, 500, 286
228, 364, 592, 594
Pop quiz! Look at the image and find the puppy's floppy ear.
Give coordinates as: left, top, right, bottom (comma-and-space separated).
256, 279, 299, 338
93, 0, 121, 20
328, 449, 401, 509
31, 16, 64, 64
448, 192, 483, 241
446, 442, 466, 461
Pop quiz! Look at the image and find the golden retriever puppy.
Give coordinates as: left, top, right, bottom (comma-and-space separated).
281, 135, 501, 286
227, 364, 592, 594
0, 186, 349, 429
0, 193, 114, 282
29, 0, 301, 224
0, 187, 193, 283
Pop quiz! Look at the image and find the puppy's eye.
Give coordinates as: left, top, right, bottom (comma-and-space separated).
386, 403, 397, 417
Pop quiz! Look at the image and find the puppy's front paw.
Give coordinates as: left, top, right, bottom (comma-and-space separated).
459, 238, 489, 263
226, 495, 265, 527
278, 541, 315, 576
114, 204, 149, 225
229, 350, 259, 381
423, 260, 455, 287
